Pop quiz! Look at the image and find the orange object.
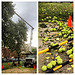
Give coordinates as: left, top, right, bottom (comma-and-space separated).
2, 64, 4, 69
8, 63, 10, 65
20, 65, 22, 68
72, 3, 74, 6
16, 64, 18, 66
68, 16, 73, 28
38, 48, 49, 55
33, 65, 35, 69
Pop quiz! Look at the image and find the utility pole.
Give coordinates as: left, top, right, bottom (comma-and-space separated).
14, 11, 34, 52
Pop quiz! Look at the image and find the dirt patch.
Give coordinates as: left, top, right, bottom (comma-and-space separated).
2, 67, 36, 73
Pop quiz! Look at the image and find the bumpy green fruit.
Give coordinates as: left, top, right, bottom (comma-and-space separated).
68, 36, 71, 39
62, 48, 65, 51
48, 20, 51, 23
42, 19, 44, 21
59, 32, 62, 37
69, 54, 73, 58
50, 28, 53, 31
66, 50, 72, 55
54, 28, 56, 31
41, 65, 47, 71
64, 35, 67, 38
55, 56, 60, 60
51, 61, 56, 66
47, 63, 52, 69
55, 43, 58, 45
57, 59, 63, 64
51, 43, 54, 46
58, 48, 62, 53
44, 38, 48, 42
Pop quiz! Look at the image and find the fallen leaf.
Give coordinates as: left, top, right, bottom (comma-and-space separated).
71, 65, 73, 68
67, 68, 71, 70
52, 57, 54, 59
45, 57, 50, 59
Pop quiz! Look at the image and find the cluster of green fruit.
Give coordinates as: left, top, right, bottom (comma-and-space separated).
41, 56, 63, 71
39, 3, 73, 22
50, 28, 57, 32
66, 48, 73, 58
41, 16, 58, 23
58, 46, 66, 53
50, 42, 58, 46
58, 32, 62, 37
57, 23, 73, 39
55, 56, 63, 65
66, 48, 73, 55
41, 60, 56, 71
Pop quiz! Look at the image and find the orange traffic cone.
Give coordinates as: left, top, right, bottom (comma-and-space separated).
68, 16, 73, 28
33, 65, 35, 69
2, 64, 4, 69
20, 65, 22, 68
72, 3, 74, 6
16, 64, 18, 66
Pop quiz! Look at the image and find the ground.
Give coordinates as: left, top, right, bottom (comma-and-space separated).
2, 67, 36, 73
38, 22, 73, 73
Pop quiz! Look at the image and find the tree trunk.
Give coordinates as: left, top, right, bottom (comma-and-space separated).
18, 53, 20, 65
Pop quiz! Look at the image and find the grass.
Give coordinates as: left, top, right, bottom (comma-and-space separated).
2, 61, 24, 70
39, 2, 73, 22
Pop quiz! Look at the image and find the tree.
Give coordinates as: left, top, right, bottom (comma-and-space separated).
12, 20, 27, 65
2, 2, 15, 48
32, 47, 37, 55
2, 2, 28, 65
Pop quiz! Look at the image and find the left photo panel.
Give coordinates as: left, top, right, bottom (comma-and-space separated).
2, 1, 37, 73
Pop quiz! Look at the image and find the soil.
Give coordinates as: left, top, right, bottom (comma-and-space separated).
2, 67, 36, 73
38, 22, 73, 73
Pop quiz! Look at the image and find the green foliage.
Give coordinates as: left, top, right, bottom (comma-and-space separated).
32, 48, 37, 55
2, 2, 15, 48
2, 2, 28, 65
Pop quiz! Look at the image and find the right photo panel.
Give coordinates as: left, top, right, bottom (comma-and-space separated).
38, 1, 73, 73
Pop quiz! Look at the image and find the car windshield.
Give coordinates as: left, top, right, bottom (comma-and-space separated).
27, 55, 35, 58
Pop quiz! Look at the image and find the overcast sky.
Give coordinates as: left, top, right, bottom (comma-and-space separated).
12, 2, 37, 47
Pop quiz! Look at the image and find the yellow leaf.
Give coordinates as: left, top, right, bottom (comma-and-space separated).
55, 50, 57, 52
52, 57, 54, 59
45, 57, 50, 59
50, 53, 51, 55
71, 65, 73, 68
55, 54, 58, 56
67, 68, 71, 70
